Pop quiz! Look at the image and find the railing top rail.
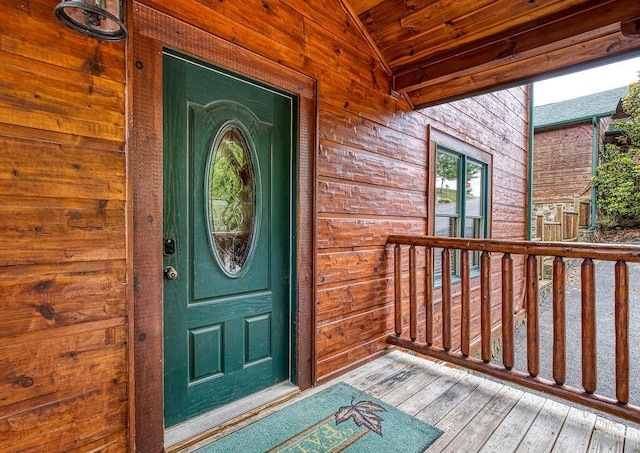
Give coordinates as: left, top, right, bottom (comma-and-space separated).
387, 235, 640, 262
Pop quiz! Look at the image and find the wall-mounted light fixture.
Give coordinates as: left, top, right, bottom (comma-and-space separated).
55, 0, 127, 42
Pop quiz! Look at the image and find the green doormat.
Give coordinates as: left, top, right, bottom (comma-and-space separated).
195, 382, 443, 452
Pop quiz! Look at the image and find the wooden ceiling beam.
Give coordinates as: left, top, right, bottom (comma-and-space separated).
349, 0, 386, 16
393, 0, 640, 93
378, 0, 601, 67
337, 0, 393, 77
409, 29, 640, 109
622, 18, 640, 38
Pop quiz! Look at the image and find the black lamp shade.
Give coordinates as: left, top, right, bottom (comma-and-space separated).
55, 0, 127, 41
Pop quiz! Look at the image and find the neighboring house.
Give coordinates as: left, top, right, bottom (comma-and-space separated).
1, 1, 639, 452
532, 86, 629, 227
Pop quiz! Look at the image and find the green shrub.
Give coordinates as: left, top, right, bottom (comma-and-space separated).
593, 150, 640, 227
593, 74, 640, 228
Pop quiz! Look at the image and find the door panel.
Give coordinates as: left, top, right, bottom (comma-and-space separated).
163, 50, 294, 428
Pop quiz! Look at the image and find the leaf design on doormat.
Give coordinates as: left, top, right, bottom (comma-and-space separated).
334, 397, 387, 436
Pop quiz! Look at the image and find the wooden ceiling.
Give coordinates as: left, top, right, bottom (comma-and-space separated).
342, 0, 640, 108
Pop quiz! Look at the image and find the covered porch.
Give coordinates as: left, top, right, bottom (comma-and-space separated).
167, 235, 640, 452
4, 0, 640, 451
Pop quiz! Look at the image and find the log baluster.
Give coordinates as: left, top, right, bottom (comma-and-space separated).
409, 245, 418, 342
581, 258, 597, 394
615, 260, 629, 404
442, 248, 452, 352
460, 250, 470, 356
481, 251, 491, 363
425, 247, 434, 346
394, 244, 402, 337
552, 257, 566, 386
501, 253, 514, 370
385, 234, 640, 425
526, 254, 539, 377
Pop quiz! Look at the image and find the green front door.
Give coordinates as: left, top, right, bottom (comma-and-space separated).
162, 50, 294, 427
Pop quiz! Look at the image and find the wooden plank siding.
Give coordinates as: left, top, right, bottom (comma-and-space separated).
0, 0, 127, 450
317, 89, 530, 377
1, 0, 528, 451
533, 116, 610, 205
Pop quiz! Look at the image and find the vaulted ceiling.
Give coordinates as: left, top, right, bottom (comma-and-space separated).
342, 0, 640, 108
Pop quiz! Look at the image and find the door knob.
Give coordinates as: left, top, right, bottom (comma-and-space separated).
164, 266, 178, 280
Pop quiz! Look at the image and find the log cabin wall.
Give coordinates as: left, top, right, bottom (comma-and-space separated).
419, 92, 529, 356
0, 1, 128, 452
0, 0, 527, 451
533, 117, 610, 205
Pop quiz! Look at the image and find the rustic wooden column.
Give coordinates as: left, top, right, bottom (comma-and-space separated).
409, 245, 417, 341
526, 254, 539, 377
552, 257, 566, 385
394, 244, 402, 337
615, 260, 629, 404
581, 258, 597, 394
442, 248, 452, 352
425, 247, 434, 346
502, 253, 514, 370
481, 251, 492, 363
460, 250, 470, 357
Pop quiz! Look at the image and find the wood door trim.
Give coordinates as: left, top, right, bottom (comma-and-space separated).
129, 4, 317, 451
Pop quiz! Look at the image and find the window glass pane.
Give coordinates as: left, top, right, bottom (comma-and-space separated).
435, 151, 459, 214
434, 247, 456, 278
465, 218, 482, 266
434, 249, 442, 277
435, 215, 458, 238
207, 126, 256, 276
434, 217, 457, 276
464, 217, 482, 239
465, 162, 483, 217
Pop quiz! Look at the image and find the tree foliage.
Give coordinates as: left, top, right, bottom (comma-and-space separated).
593, 72, 640, 228
593, 146, 640, 227
436, 152, 458, 191
614, 75, 640, 147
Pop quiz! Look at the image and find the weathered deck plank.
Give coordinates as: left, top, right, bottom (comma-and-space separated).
378, 360, 443, 405
417, 376, 483, 426
365, 360, 435, 398
179, 351, 638, 453
396, 367, 469, 415
588, 417, 626, 453
479, 391, 546, 452
517, 398, 571, 453
416, 376, 504, 449
624, 425, 640, 453
552, 407, 598, 453
349, 351, 414, 389
439, 385, 523, 452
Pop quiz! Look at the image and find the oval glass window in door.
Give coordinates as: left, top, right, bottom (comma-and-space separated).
206, 124, 257, 277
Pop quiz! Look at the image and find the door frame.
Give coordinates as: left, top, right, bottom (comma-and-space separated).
128, 4, 317, 451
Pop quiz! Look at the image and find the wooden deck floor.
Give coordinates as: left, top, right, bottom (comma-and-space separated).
181, 350, 640, 452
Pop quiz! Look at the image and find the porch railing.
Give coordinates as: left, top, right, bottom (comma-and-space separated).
387, 235, 640, 424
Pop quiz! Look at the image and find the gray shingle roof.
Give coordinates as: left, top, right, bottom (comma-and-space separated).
534, 86, 628, 128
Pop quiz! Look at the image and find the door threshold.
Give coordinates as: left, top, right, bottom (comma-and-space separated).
165, 382, 300, 452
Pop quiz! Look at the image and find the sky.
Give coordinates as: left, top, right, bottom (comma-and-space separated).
533, 55, 640, 106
